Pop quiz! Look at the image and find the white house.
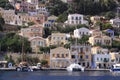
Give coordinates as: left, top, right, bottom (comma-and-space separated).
65, 14, 88, 25
74, 27, 90, 38
110, 18, 120, 28
37, 4, 49, 16
91, 46, 112, 69
43, 21, 52, 27
92, 54, 112, 69
61, 0, 73, 3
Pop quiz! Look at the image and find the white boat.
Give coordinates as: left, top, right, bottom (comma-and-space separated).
66, 63, 84, 72
31, 63, 41, 70
110, 64, 120, 72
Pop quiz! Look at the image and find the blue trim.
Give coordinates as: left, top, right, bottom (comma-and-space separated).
111, 69, 120, 71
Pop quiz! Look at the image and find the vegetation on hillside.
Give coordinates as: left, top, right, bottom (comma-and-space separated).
0, 32, 32, 53
0, 0, 14, 10
47, 0, 117, 23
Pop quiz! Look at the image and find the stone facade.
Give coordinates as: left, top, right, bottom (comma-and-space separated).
70, 44, 92, 68
50, 47, 71, 69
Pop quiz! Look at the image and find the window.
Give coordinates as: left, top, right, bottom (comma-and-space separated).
33, 41, 36, 45
76, 17, 78, 20
52, 54, 55, 57
86, 32, 88, 35
61, 37, 63, 40
39, 41, 41, 45
62, 54, 64, 58
66, 54, 68, 57
80, 48, 83, 53
97, 58, 99, 61
41, 42, 43, 45
53, 37, 55, 40
86, 47, 88, 52
57, 37, 59, 40
57, 54, 60, 58
79, 32, 81, 35
86, 55, 89, 59
101, 58, 102, 61
83, 32, 84, 35
83, 62, 85, 66
116, 58, 118, 61
71, 55, 75, 59
79, 17, 81, 20
72, 17, 74, 20
80, 55, 83, 59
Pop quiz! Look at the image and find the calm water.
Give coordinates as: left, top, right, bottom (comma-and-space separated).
0, 70, 120, 80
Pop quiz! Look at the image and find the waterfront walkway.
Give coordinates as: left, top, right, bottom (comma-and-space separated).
0, 67, 110, 71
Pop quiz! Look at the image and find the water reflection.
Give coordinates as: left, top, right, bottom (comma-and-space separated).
1, 71, 120, 80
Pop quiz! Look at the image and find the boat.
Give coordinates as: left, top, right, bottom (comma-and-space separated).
31, 63, 41, 71
16, 61, 33, 72
110, 64, 120, 72
66, 63, 84, 72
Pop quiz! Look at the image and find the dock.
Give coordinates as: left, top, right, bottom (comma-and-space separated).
85, 68, 110, 71
0, 67, 110, 71
0, 68, 16, 71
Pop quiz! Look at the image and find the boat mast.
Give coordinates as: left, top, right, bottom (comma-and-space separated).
21, 37, 24, 62
75, 26, 78, 64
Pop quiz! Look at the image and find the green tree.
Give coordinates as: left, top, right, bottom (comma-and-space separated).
64, 43, 70, 49
40, 59, 48, 66
0, 16, 5, 31
40, 45, 57, 53
0, 25, 3, 31
105, 11, 115, 20
103, 23, 113, 30
4, 55, 15, 65
28, 22, 35, 26
43, 27, 52, 38
57, 12, 68, 23
71, 0, 117, 15
0, 32, 32, 53
40, 47, 50, 53
48, 0, 68, 16
112, 40, 120, 50
0, 0, 14, 9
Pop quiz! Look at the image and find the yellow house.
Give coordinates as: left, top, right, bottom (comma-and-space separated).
29, 36, 46, 52
91, 46, 109, 54
90, 16, 104, 24
50, 47, 71, 69
89, 35, 112, 46
49, 33, 68, 46
90, 30, 102, 37
92, 46, 102, 54
20, 24, 44, 38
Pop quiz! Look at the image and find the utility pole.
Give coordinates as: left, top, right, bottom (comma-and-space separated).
21, 36, 24, 62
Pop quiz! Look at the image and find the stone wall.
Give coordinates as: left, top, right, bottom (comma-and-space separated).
7, 53, 50, 65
